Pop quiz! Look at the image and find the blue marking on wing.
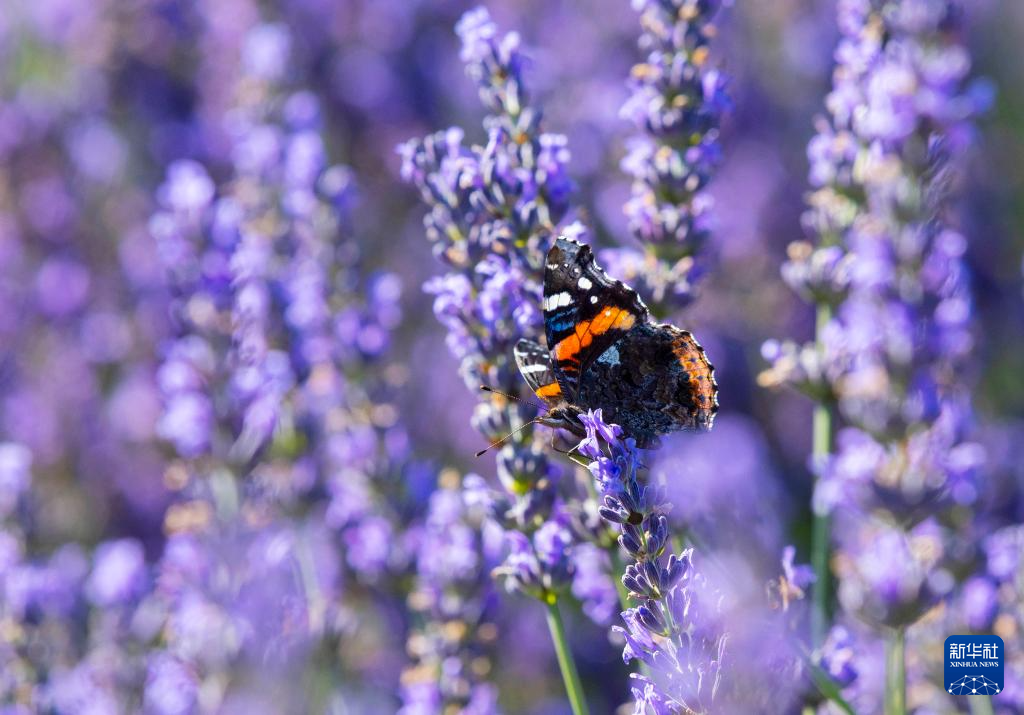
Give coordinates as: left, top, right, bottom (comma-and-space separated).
546, 316, 575, 332
545, 307, 575, 333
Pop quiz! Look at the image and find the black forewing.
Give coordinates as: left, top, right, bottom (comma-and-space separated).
542, 237, 649, 399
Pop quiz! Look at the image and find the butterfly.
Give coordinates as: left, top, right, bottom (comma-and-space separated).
514, 236, 717, 449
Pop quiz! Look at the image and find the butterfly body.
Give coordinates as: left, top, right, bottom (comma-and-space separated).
515, 237, 717, 448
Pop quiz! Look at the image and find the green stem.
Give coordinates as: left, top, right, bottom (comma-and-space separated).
968, 695, 995, 715
885, 627, 906, 715
812, 302, 833, 650
810, 493, 830, 648
545, 599, 591, 715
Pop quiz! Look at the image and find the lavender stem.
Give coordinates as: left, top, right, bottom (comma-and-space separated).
545, 599, 591, 715
968, 695, 996, 715
884, 627, 906, 715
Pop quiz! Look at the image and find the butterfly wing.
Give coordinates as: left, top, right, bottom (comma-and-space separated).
668, 327, 718, 427
543, 237, 649, 400
577, 323, 718, 446
514, 338, 564, 406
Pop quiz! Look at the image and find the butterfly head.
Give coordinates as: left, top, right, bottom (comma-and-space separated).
536, 403, 586, 439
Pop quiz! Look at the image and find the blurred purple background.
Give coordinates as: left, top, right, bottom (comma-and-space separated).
1, 0, 1022, 713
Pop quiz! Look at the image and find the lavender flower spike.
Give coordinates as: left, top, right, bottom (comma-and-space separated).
580, 409, 726, 713
400, 470, 500, 715
402, 11, 607, 715
400, 6, 577, 603
761, 0, 988, 707
607, 0, 730, 312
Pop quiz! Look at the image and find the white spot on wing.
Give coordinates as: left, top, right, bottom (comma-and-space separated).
577, 276, 592, 290
543, 292, 573, 311
519, 364, 549, 374
590, 296, 598, 304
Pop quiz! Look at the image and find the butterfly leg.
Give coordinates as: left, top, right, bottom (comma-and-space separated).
550, 431, 592, 473
549, 429, 571, 455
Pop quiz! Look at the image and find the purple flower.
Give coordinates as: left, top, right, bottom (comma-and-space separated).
155, 338, 215, 458
242, 23, 292, 81
85, 538, 147, 607
143, 20, 411, 707
343, 515, 393, 579
499, 531, 548, 599
6, 544, 89, 620
46, 661, 121, 715
820, 625, 858, 688
578, 408, 623, 454
455, 8, 528, 119
160, 160, 216, 215
144, 654, 198, 715
615, 553, 726, 715
401, 6, 579, 608
34, 258, 91, 317
167, 590, 239, 666
960, 576, 998, 632
617, 0, 730, 310
782, 546, 815, 592
401, 471, 499, 715
834, 518, 941, 627
534, 514, 574, 583
985, 525, 1024, 582
763, 0, 988, 653
580, 409, 726, 712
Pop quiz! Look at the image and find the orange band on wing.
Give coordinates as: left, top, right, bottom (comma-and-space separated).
554, 334, 583, 362
588, 305, 634, 336
535, 382, 562, 398
553, 307, 636, 363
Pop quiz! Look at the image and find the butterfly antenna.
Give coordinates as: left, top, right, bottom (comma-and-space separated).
479, 385, 548, 413
475, 417, 543, 458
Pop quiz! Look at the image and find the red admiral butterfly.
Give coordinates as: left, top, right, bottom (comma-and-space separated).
515, 236, 717, 448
